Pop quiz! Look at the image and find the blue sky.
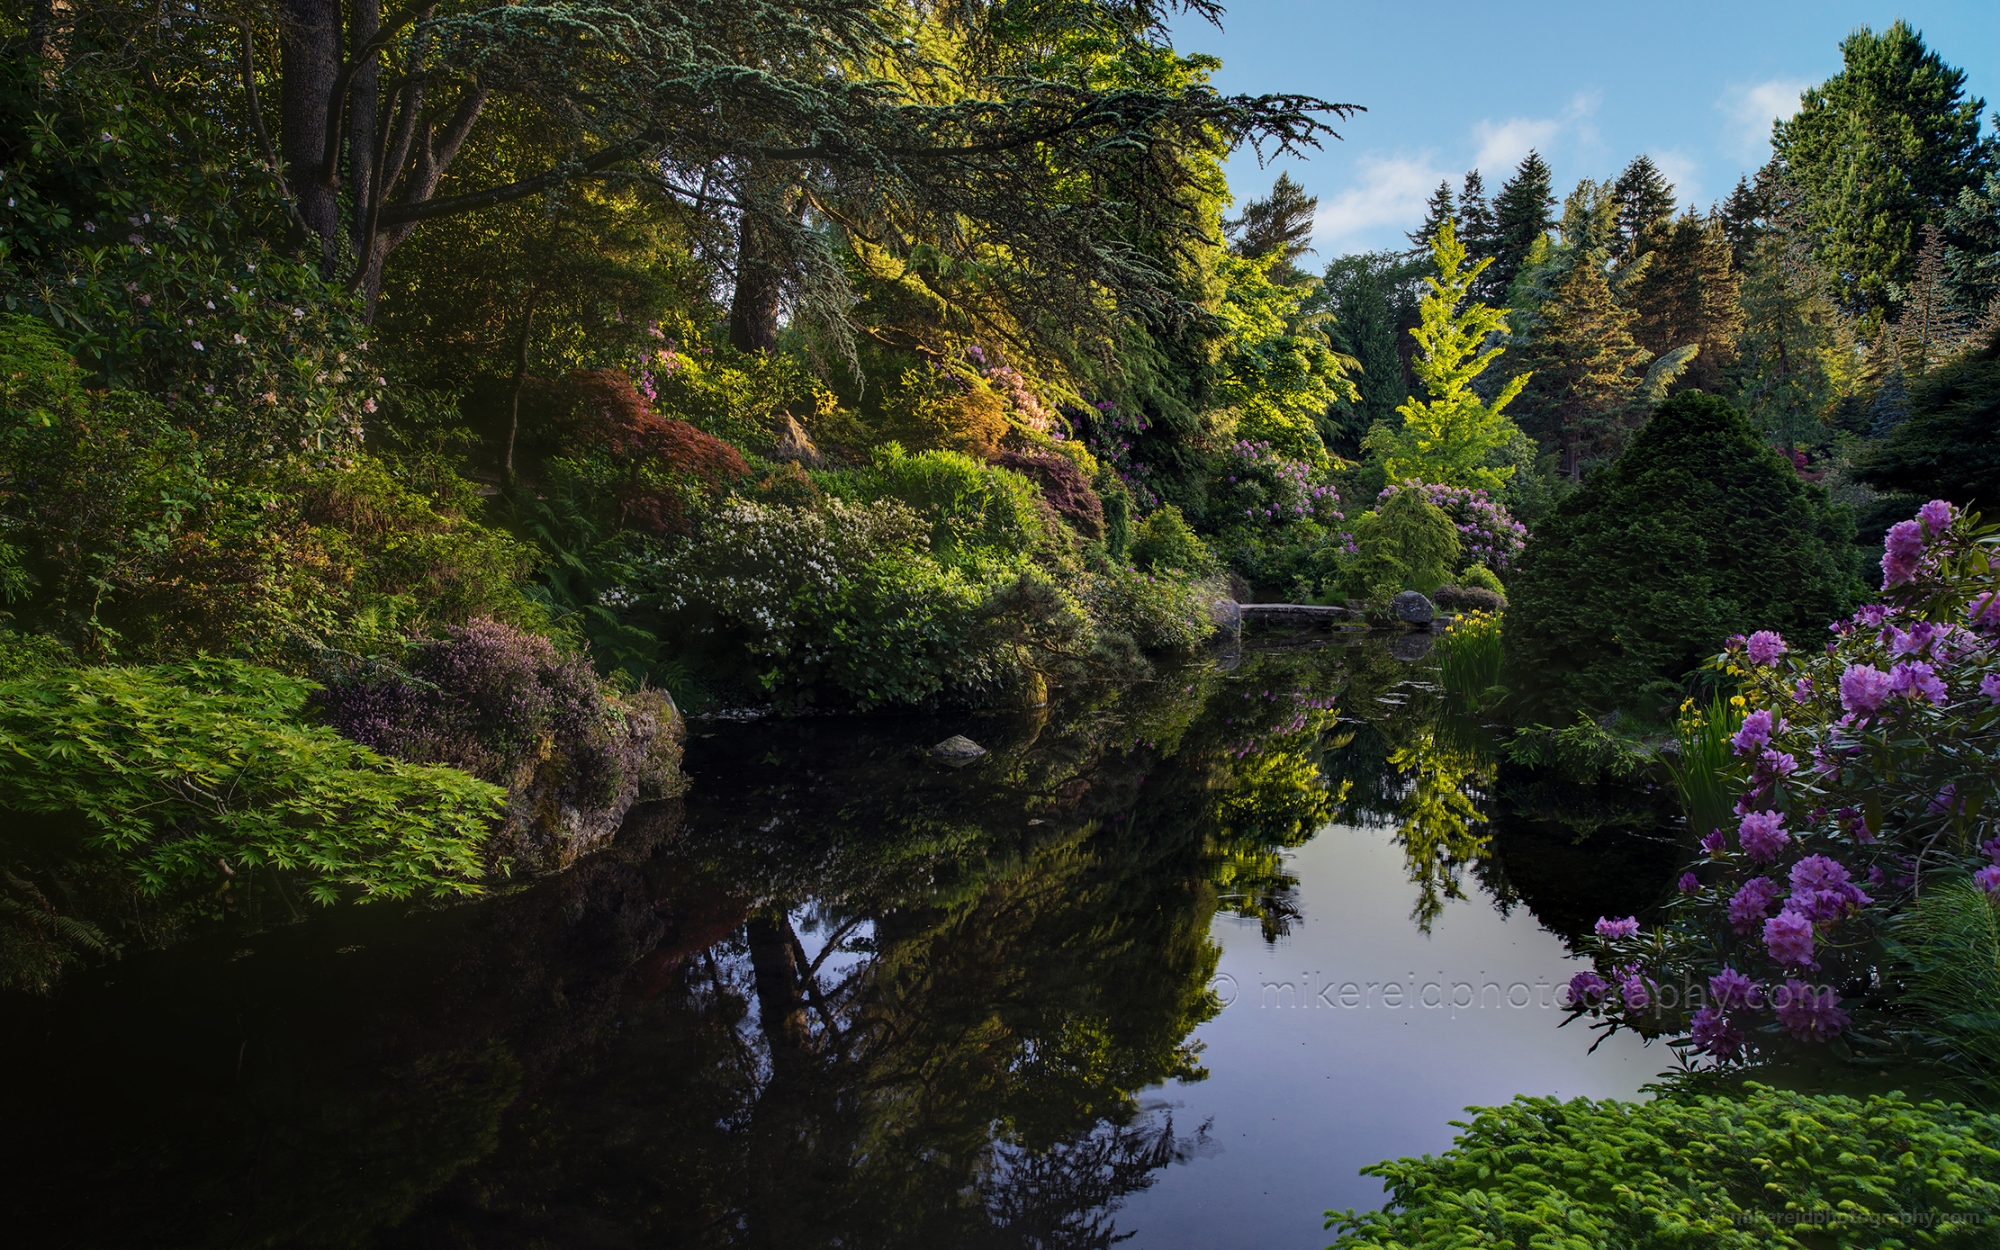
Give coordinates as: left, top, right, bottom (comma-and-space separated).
1169, 2, 2000, 258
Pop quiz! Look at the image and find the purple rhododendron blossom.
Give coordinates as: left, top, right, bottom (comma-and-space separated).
1745, 631, 1788, 666
1982, 672, 2000, 703
1564, 971, 1608, 1007
1763, 910, 1817, 968
1737, 810, 1789, 862
1728, 878, 1780, 934
1970, 593, 2000, 634
1709, 966, 1764, 1010
1918, 498, 1954, 535
1793, 677, 1815, 703
1787, 856, 1871, 923
1701, 829, 1728, 857
1882, 520, 1924, 587
1888, 661, 1948, 705
1977, 865, 2000, 895
1773, 980, 1849, 1042
1619, 969, 1652, 1011
1594, 916, 1641, 939
1731, 709, 1774, 755
1689, 1006, 1745, 1058
1839, 664, 1893, 713
1679, 872, 1701, 892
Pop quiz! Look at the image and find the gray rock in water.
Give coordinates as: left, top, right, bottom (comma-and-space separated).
1389, 630, 1436, 662
1391, 590, 1435, 627
930, 734, 987, 764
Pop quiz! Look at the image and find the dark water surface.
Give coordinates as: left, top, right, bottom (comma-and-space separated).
0, 637, 1685, 1248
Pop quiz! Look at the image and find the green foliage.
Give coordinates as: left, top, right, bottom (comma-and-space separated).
1208, 250, 1359, 463
1341, 489, 1462, 599
1364, 220, 1527, 490
830, 445, 1053, 560
1327, 1086, 2000, 1248
1129, 505, 1214, 575
1884, 881, 2000, 1083
0, 660, 500, 905
1505, 713, 1643, 785
1459, 564, 1505, 595
1433, 610, 1503, 705
1097, 468, 1135, 559
1318, 251, 1422, 454
1857, 332, 2000, 508
1505, 391, 1861, 721
1773, 20, 1996, 313
1664, 691, 1746, 841
1082, 566, 1214, 654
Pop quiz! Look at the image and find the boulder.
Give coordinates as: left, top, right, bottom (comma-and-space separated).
1391, 590, 1435, 627
771, 413, 823, 467
930, 734, 987, 765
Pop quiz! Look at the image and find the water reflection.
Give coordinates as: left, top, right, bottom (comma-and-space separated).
0, 636, 1680, 1247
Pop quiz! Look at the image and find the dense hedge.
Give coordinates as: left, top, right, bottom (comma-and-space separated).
1503, 392, 1860, 720
1328, 1086, 2000, 1249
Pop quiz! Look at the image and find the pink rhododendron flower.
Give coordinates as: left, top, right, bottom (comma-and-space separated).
1773, 980, 1848, 1042
1679, 872, 1700, 892
1701, 829, 1728, 857
1839, 664, 1892, 713
1619, 968, 1652, 1011
1731, 709, 1774, 755
1728, 878, 1780, 934
1787, 856, 1871, 923
1690, 1006, 1744, 1058
1594, 916, 1641, 939
1882, 519, 1925, 587
1792, 677, 1815, 703
1763, 910, 1817, 968
1744, 631, 1788, 665
1982, 673, 2000, 703
1737, 810, 1789, 862
1970, 593, 2000, 634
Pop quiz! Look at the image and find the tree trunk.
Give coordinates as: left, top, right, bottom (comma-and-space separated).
504, 290, 539, 482
728, 209, 787, 354
279, 0, 343, 269
347, 0, 380, 254
745, 915, 810, 1063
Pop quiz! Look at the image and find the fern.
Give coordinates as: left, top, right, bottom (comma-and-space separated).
1884, 879, 2000, 1083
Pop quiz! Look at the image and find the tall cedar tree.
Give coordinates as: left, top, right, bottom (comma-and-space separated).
1491, 151, 1558, 297
1363, 220, 1526, 490
1772, 20, 1996, 313
1512, 258, 1650, 477
1632, 214, 1745, 394
1612, 156, 1678, 258
1504, 391, 1860, 721
1409, 181, 1457, 251
1230, 172, 1320, 285
1321, 252, 1420, 452
1457, 170, 1500, 299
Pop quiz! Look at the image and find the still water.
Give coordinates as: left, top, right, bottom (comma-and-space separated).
0, 636, 1683, 1247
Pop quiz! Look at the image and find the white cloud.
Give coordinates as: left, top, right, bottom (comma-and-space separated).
1468, 93, 1600, 175
1720, 79, 1808, 158
1650, 148, 1701, 213
1312, 153, 1455, 251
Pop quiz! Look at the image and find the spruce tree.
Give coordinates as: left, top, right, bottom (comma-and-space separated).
1942, 173, 2000, 310
1612, 156, 1678, 257
1491, 151, 1557, 297
1632, 214, 1744, 394
1885, 225, 1979, 373
1230, 172, 1320, 284
1458, 169, 1499, 298
1772, 20, 1996, 313
1323, 252, 1420, 451
1718, 173, 1771, 270
1733, 225, 1858, 448
1408, 181, 1458, 251
1511, 257, 1650, 477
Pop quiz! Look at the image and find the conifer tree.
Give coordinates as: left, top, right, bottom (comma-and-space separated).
1632, 214, 1744, 394
1718, 173, 1772, 270
1322, 252, 1420, 450
1885, 225, 1979, 373
1458, 169, 1499, 297
1732, 218, 1857, 449
1613, 156, 1678, 257
1408, 181, 1458, 251
1511, 256, 1651, 478
1491, 151, 1557, 296
1230, 172, 1320, 285
1772, 20, 1996, 312
1363, 220, 1527, 490
1942, 173, 2000, 310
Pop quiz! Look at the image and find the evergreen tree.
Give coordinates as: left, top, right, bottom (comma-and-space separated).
1942, 173, 2000, 314
1491, 151, 1557, 296
1717, 173, 1771, 270
1408, 181, 1458, 251
1362, 220, 1527, 491
1510, 256, 1650, 478
1772, 20, 1997, 313
1731, 220, 1857, 449
1885, 225, 1980, 373
1458, 169, 1500, 300
1230, 172, 1320, 285
1321, 252, 1422, 453
1612, 156, 1678, 258
1857, 330, 2000, 508
1504, 391, 1860, 721
1632, 214, 1744, 394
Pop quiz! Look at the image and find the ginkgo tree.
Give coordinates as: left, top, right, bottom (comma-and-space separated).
1363, 220, 1528, 491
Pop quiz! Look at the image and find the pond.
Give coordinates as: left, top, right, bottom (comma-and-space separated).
0, 634, 1689, 1248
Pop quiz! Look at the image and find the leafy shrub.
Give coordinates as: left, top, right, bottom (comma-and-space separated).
1096, 467, 1135, 559
1376, 481, 1527, 572
1885, 881, 2000, 1081
1572, 500, 2000, 1068
1327, 1086, 2000, 1249
1432, 585, 1504, 613
1857, 330, 2000, 509
1212, 440, 1344, 527
830, 445, 1054, 558
1082, 566, 1215, 653
1457, 563, 1506, 595
1505, 391, 1861, 721
871, 365, 1009, 460
995, 450, 1105, 540
1339, 488, 1461, 599
0, 661, 501, 904
548, 368, 748, 533
1130, 505, 1214, 574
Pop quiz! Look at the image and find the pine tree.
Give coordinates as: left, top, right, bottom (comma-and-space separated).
1230, 171, 1320, 285
1511, 256, 1651, 478
1718, 173, 1771, 270
1322, 252, 1421, 452
1886, 224, 1979, 373
1408, 180, 1458, 251
1612, 156, 1678, 258
1732, 215, 1857, 449
1491, 151, 1557, 297
1632, 213, 1744, 394
1362, 220, 1527, 490
1772, 20, 1996, 313
1942, 173, 2000, 310
1458, 169, 1499, 298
